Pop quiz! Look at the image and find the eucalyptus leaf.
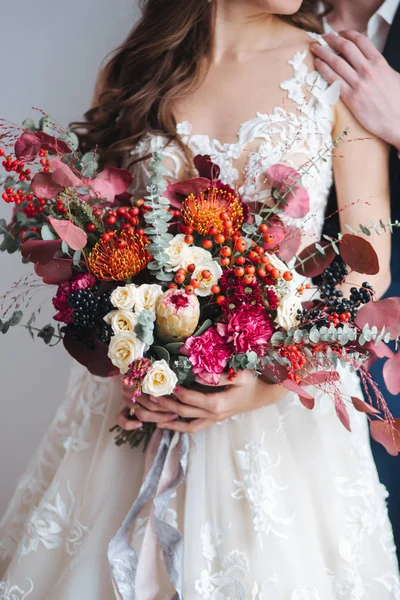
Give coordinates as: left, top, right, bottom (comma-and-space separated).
10, 310, 23, 326
41, 224, 56, 241
59, 131, 79, 151
22, 118, 36, 130
1, 321, 11, 334
152, 345, 171, 362
164, 341, 184, 354
37, 324, 55, 344
193, 319, 213, 337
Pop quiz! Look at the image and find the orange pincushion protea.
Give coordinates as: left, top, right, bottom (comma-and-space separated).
88, 230, 150, 281
181, 186, 244, 235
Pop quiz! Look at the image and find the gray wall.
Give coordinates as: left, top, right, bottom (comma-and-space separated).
0, 0, 140, 517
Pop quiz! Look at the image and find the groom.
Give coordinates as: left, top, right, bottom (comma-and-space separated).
312, 0, 400, 561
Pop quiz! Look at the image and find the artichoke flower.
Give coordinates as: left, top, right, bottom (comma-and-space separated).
155, 289, 200, 343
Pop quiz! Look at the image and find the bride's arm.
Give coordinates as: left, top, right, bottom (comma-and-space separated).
332, 100, 391, 299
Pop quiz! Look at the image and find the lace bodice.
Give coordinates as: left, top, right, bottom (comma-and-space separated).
128, 33, 340, 250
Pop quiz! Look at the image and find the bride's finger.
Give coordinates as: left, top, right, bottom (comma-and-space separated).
135, 406, 179, 423
150, 394, 214, 420
115, 407, 143, 431
136, 395, 174, 413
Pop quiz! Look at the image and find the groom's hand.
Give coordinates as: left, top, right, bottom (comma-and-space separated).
311, 31, 400, 152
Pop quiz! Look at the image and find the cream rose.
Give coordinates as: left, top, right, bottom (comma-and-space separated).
141, 359, 178, 397
275, 292, 302, 331
110, 284, 137, 310
104, 309, 138, 335
193, 259, 223, 297
107, 332, 145, 374
181, 246, 212, 270
165, 234, 191, 271
135, 284, 163, 313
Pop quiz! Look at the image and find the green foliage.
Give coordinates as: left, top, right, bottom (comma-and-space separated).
229, 351, 259, 371
37, 324, 55, 344
135, 310, 156, 347
143, 153, 174, 282
171, 355, 194, 385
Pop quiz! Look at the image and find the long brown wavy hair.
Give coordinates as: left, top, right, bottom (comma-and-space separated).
73, 0, 331, 167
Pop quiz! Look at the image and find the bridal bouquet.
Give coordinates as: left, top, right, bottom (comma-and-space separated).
1, 117, 400, 454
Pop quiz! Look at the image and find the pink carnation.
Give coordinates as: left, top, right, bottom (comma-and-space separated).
52, 273, 96, 323
181, 326, 232, 385
222, 304, 275, 356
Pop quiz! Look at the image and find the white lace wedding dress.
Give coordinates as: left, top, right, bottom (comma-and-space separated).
1, 36, 399, 600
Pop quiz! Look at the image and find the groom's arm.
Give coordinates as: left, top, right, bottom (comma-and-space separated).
311, 31, 400, 157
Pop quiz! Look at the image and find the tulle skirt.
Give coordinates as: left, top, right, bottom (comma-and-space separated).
1, 361, 399, 600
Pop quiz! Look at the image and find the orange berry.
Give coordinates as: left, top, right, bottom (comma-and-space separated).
185, 285, 195, 295
305, 283, 311, 289
211, 285, 221, 294
220, 257, 230, 267
255, 246, 265, 255
235, 256, 246, 265
220, 245, 232, 257
220, 211, 229, 221
169, 283, 178, 289
201, 269, 212, 279
190, 278, 201, 288
264, 234, 275, 244
243, 274, 255, 284
175, 273, 185, 284
184, 234, 194, 244
202, 239, 213, 249
283, 271, 293, 281
208, 226, 218, 236
187, 263, 196, 273
260, 255, 270, 264
257, 268, 267, 278
235, 267, 245, 277
266, 263, 274, 273
245, 265, 256, 275
224, 219, 233, 229
271, 268, 281, 279
214, 233, 225, 244
176, 268, 186, 275
235, 237, 247, 253
259, 223, 269, 233
249, 251, 259, 262
216, 295, 226, 306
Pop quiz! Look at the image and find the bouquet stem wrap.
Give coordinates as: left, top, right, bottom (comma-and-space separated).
108, 430, 189, 600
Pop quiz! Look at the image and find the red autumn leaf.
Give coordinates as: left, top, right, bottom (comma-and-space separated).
14, 133, 41, 161
370, 419, 400, 456
283, 378, 315, 407
21, 239, 62, 265
294, 242, 335, 278
266, 164, 310, 218
261, 361, 289, 384
34, 131, 72, 155
35, 258, 72, 284
48, 217, 88, 251
163, 177, 211, 208
351, 396, 381, 415
334, 396, 351, 432
63, 330, 119, 377
303, 371, 340, 385
194, 154, 221, 180
340, 234, 379, 275
383, 352, 400, 395
355, 298, 400, 339
278, 226, 302, 262
98, 167, 133, 195
50, 158, 82, 187
31, 172, 63, 199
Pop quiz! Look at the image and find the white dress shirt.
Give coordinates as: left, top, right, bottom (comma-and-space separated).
323, 0, 399, 52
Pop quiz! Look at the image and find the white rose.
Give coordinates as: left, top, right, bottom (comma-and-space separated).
135, 284, 163, 313
110, 284, 137, 310
165, 234, 191, 271
275, 292, 302, 331
267, 252, 290, 279
193, 259, 223, 297
181, 246, 212, 270
141, 359, 178, 397
107, 332, 145, 374
104, 310, 138, 335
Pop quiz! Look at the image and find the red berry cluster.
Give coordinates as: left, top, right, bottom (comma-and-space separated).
327, 311, 352, 326
169, 266, 212, 296
278, 344, 307, 384
0, 148, 32, 182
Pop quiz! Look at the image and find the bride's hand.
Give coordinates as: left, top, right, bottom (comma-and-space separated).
115, 382, 180, 431
153, 370, 287, 434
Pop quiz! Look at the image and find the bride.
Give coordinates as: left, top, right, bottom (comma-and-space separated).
1, 0, 399, 598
